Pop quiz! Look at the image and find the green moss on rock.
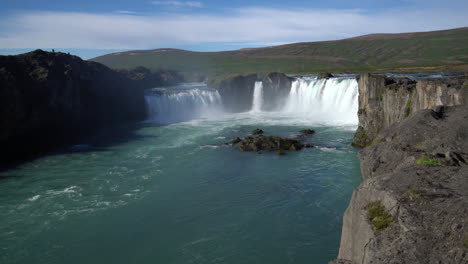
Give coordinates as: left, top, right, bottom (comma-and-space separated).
416, 154, 447, 166
408, 187, 422, 200
370, 137, 383, 146
352, 126, 371, 147
404, 91, 414, 118
367, 201, 393, 231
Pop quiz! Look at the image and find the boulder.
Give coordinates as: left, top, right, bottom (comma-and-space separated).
300, 129, 315, 135
236, 135, 304, 152
252, 128, 264, 135
317, 73, 334, 79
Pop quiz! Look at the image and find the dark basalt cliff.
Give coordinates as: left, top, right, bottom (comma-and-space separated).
207, 73, 258, 112
353, 74, 468, 147
332, 74, 468, 264
0, 50, 180, 168
207, 72, 294, 112
260, 72, 295, 111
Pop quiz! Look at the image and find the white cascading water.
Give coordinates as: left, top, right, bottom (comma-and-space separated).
145, 88, 222, 124
282, 77, 359, 125
144, 78, 358, 125
251, 81, 264, 112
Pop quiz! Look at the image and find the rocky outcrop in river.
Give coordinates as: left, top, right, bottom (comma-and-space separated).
353, 74, 468, 147
230, 129, 315, 154
0, 50, 179, 168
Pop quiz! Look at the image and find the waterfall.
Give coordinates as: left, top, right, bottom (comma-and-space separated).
145, 87, 222, 124
283, 78, 359, 125
144, 78, 358, 125
251, 81, 264, 112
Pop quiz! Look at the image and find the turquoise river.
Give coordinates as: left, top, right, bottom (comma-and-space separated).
0, 78, 362, 264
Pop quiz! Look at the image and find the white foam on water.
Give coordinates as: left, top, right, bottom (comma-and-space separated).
28, 195, 41, 202
46, 186, 81, 196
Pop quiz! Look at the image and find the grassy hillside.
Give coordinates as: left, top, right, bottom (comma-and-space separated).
91, 27, 468, 74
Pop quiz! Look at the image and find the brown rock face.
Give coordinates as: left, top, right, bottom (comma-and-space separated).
352, 74, 468, 147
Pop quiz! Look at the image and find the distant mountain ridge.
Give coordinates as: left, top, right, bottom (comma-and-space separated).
91, 27, 468, 73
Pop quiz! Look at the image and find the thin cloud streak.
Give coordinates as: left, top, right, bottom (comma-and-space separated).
114, 10, 137, 14
0, 8, 467, 50
151, 1, 203, 8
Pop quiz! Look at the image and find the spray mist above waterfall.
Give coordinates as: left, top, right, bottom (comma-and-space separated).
144, 77, 359, 126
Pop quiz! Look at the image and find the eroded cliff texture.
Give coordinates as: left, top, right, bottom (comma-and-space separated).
259, 72, 294, 111
0, 50, 176, 168
333, 105, 468, 264
353, 74, 468, 147
207, 72, 293, 112
207, 73, 258, 112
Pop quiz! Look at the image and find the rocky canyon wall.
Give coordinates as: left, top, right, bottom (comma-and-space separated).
332, 74, 468, 264
353, 74, 468, 147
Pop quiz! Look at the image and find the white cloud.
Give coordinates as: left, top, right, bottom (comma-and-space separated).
0, 8, 467, 50
151, 1, 203, 8
114, 10, 137, 14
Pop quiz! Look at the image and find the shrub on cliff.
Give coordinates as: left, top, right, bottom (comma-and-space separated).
416, 154, 447, 166
367, 201, 393, 231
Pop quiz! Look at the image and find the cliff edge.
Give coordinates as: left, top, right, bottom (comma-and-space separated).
333, 105, 468, 264
353, 74, 468, 147
332, 73, 468, 264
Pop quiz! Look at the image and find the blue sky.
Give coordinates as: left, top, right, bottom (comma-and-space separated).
1, 0, 467, 59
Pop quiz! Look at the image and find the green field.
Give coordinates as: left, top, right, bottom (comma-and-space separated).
91, 27, 468, 74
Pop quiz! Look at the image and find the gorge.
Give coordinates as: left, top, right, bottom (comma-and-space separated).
1, 50, 467, 264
